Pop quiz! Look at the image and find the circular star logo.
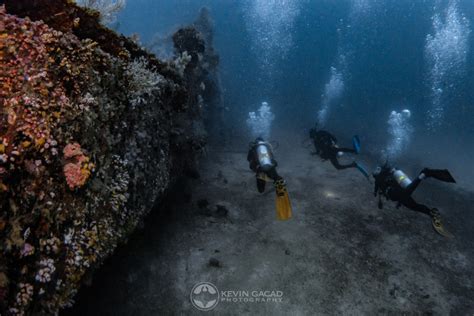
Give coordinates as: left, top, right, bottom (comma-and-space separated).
190, 282, 219, 311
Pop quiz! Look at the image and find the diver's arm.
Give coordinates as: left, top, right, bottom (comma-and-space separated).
271, 159, 278, 168
373, 181, 379, 197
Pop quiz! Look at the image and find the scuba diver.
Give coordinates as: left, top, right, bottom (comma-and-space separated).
373, 163, 456, 237
247, 137, 292, 220
309, 125, 369, 178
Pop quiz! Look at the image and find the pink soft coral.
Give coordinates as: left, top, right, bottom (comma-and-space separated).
63, 163, 88, 190
63, 143, 83, 159
62, 142, 93, 190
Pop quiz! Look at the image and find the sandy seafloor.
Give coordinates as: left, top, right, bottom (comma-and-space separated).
63, 130, 474, 315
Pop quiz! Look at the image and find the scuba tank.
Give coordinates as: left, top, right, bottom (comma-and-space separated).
393, 169, 412, 189
255, 141, 274, 172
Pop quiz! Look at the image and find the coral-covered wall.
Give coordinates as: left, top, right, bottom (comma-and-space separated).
0, 1, 212, 314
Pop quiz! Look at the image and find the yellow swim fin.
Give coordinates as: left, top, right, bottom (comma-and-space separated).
431, 215, 453, 238
274, 179, 292, 220
430, 208, 453, 238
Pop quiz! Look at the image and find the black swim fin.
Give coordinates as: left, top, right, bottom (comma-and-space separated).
423, 169, 456, 183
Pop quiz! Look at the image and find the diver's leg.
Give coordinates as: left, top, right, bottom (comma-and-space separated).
400, 196, 431, 216
336, 147, 356, 154
329, 157, 357, 170
256, 176, 266, 193
402, 197, 451, 237
405, 174, 424, 196
266, 168, 282, 182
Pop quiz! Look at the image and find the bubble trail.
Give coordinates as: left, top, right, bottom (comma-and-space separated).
246, 101, 275, 140
425, 0, 470, 129
317, 67, 345, 127
383, 109, 413, 161
243, 0, 302, 82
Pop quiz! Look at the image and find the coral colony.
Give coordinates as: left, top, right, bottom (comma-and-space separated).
0, 1, 213, 314
0, 7, 129, 314
76, 0, 126, 25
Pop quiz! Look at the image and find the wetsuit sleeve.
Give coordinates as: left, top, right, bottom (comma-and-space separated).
247, 149, 252, 162
373, 181, 379, 196
247, 149, 259, 172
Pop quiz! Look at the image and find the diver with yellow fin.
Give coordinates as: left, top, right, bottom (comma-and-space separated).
373, 163, 456, 237
247, 137, 292, 220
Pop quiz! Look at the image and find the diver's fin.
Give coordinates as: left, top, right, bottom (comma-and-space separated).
431, 208, 453, 238
355, 162, 370, 180
423, 169, 456, 183
352, 135, 361, 154
274, 179, 292, 220
432, 216, 453, 238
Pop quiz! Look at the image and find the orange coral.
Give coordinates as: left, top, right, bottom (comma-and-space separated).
64, 162, 88, 189
62, 143, 93, 190
63, 142, 84, 159
1, 7, 72, 185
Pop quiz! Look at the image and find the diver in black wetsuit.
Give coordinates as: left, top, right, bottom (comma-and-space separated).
373, 164, 456, 237
247, 137, 282, 193
309, 127, 362, 171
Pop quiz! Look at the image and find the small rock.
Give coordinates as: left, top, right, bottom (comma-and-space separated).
285, 250, 290, 255
214, 249, 220, 253
209, 257, 221, 268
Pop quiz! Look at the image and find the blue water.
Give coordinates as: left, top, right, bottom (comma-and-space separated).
117, 0, 474, 187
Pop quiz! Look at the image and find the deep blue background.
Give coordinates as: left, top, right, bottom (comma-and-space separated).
116, 0, 474, 186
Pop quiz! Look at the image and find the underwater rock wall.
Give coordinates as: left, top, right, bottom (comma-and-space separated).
192, 8, 225, 142
0, 1, 213, 314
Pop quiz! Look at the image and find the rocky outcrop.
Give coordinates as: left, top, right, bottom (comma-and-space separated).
0, 1, 217, 314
